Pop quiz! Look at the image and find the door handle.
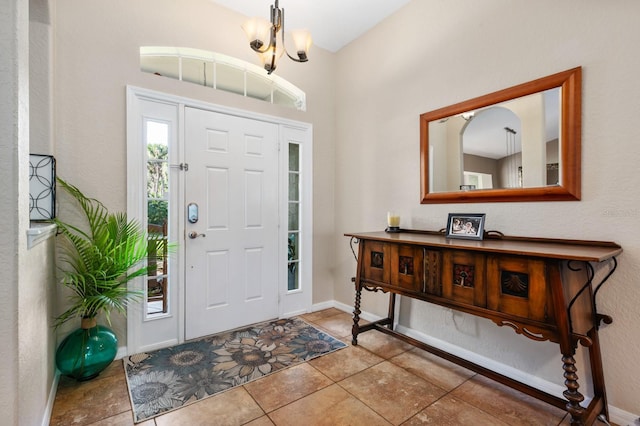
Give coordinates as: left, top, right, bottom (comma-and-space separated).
188, 231, 206, 239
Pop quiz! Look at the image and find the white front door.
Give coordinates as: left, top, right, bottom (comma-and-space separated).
184, 107, 279, 340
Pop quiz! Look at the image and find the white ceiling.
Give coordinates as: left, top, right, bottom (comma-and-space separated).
210, 0, 412, 53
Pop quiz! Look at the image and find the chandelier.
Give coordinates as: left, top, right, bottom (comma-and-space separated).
241, 0, 312, 74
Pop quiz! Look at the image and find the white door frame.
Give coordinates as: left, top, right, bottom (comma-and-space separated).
126, 86, 313, 354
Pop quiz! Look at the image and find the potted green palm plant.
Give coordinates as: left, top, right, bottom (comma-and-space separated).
53, 178, 163, 380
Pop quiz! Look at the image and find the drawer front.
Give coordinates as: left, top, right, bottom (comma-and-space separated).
487, 255, 551, 323
390, 245, 423, 292
442, 250, 486, 307
361, 241, 390, 284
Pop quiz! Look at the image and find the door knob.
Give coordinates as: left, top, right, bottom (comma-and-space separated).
188, 231, 206, 239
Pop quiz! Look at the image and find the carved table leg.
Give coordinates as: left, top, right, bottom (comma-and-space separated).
352, 279, 362, 345
387, 293, 396, 331
562, 354, 585, 425
587, 326, 609, 422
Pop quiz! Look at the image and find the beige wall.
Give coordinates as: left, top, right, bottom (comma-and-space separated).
1, 2, 28, 424
53, 0, 337, 340
3, 0, 59, 424
334, 0, 640, 414
19, 237, 57, 425
463, 153, 497, 178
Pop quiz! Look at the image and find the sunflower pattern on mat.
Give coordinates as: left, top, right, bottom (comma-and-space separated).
123, 317, 346, 422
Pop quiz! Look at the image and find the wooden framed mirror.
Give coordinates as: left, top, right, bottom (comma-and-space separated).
420, 67, 581, 203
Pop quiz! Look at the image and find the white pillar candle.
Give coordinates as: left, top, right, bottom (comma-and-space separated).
387, 212, 400, 228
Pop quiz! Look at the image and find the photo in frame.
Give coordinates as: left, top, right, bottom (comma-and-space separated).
446, 213, 486, 240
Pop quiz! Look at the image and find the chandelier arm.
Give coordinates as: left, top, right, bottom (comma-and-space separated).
267, 37, 277, 74
284, 51, 307, 63
250, 3, 278, 54
280, 7, 292, 59
268, 24, 278, 67
280, 7, 307, 63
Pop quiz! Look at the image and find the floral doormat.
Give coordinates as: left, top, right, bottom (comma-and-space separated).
123, 317, 346, 422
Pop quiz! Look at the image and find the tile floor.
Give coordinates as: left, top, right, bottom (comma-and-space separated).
50, 308, 583, 425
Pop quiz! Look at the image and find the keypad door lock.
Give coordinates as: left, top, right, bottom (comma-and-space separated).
187, 203, 199, 223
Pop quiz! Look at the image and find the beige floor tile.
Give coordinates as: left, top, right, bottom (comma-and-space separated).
268, 383, 392, 426
403, 394, 509, 425
354, 330, 414, 359
244, 363, 333, 412
309, 344, 384, 381
51, 370, 132, 426
450, 375, 567, 426
154, 386, 263, 426
86, 411, 137, 426
310, 312, 356, 340
299, 308, 346, 323
389, 348, 475, 391
244, 415, 276, 426
339, 361, 446, 425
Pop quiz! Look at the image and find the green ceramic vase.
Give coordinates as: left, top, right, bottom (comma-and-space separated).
55, 318, 118, 381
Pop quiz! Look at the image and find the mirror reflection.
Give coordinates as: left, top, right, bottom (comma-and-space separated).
420, 67, 581, 204
430, 88, 561, 193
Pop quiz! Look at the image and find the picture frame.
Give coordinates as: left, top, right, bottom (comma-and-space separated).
445, 213, 486, 240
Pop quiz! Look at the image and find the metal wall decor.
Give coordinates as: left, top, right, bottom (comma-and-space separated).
29, 154, 56, 220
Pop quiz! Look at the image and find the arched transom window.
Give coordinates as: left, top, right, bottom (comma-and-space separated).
140, 47, 306, 111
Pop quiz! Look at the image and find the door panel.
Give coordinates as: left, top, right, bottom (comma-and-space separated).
207, 167, 229, 229
185, 107, 279, 340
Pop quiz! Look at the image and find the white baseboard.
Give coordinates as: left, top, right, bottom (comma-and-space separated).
43, 372, 60, 426
282, 308, 311, 318
310, 300, 335, 312
322, 299, 639, 426
609, 407, 640, 426
396, 323, 568, 398
331, 300, 382, 323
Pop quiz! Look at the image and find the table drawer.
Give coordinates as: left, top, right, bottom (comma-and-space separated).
390, 244, 423, 292
487, 255, 552, 323
442, 250, 486, 307
361, 240, 390, 284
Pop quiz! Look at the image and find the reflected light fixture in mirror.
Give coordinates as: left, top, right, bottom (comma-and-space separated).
420, 67, 581, 203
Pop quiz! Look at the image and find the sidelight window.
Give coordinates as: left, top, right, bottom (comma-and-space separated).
145, 120, 170, 315
288, 143, 301, 291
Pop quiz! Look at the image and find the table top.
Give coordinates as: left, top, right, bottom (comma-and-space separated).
344, 230, 622, 262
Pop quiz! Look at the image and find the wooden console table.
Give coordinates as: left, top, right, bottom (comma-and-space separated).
345, 230, 621, 425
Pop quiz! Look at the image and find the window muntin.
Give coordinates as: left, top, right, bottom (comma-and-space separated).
140, 47, 306, 111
